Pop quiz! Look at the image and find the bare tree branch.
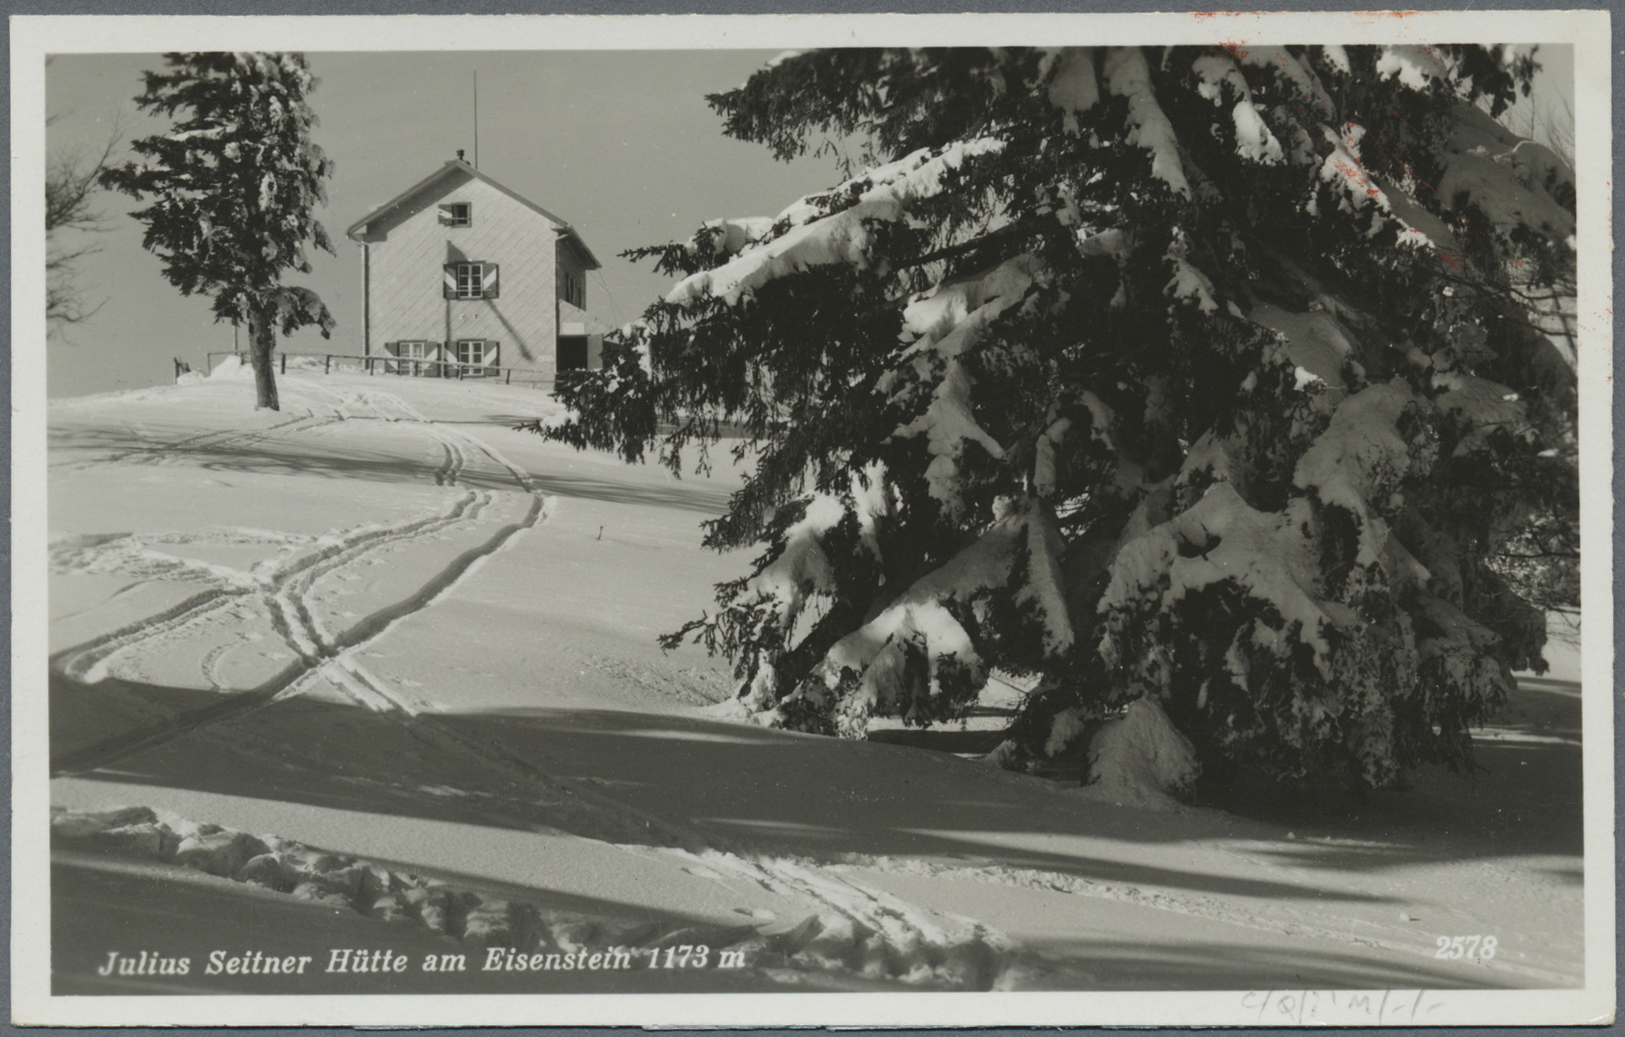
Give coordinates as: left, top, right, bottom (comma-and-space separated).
46, 113, 124, 327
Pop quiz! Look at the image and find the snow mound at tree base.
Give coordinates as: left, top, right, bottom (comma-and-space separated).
205, 355, 253, 381
1080, 698, 1200, 810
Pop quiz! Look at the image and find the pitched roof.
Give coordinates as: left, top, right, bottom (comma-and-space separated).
345, 159, 601, 269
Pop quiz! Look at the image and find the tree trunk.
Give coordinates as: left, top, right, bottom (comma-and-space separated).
246, 307, 280, 411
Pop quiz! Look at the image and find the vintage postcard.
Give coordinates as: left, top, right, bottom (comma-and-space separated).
11, 11, 1614, 1027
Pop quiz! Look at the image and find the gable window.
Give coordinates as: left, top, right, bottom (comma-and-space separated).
443, 262, 499, 300
438, 202, 472, 227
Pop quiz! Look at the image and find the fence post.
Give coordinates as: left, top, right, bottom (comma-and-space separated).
505, 369, 511, 385
325, 354, 332, 375
280, 353, 287, 375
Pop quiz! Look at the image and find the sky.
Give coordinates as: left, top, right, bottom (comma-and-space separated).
44, 50, 840, 397
43, 45, 1575, 399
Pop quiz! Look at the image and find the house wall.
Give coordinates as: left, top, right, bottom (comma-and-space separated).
557, 239, 590, 312
362, 171, 561, 376
558, 299, 608, 371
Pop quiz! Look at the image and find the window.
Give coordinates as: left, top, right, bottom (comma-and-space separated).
456, 263, 483, 298
455, 339, 498, 374
562, 272, 584, 308
443, 262, 499, 300
384, 340, 441, 376
438, 202, 471, 227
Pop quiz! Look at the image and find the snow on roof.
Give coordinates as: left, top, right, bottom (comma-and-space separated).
345, 159, 601, 269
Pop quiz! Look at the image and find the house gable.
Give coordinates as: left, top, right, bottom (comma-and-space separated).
361, 174, 564, 368
352, 159, 605, 378
347, 159, 600, 269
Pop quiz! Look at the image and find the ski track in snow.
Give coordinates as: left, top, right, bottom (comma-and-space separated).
54, 380, 1014, 987
50, 384, 551, 776
50, 378, 1568, 991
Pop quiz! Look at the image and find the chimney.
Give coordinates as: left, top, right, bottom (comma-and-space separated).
456, 149, 465, 162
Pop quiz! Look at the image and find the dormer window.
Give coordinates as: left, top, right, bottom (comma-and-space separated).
438, 202, 472, 227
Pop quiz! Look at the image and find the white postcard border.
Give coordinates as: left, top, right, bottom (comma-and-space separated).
11, 10, 1614, 1028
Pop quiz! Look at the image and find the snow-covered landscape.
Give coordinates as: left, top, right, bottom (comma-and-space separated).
44, 363, 1584, 997
22, 22, 1612, 1028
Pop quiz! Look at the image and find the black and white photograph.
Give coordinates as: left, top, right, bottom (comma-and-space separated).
12, 11, 1614, 1027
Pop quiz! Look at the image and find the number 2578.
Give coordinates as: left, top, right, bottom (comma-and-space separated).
1435, 935, 1497, 961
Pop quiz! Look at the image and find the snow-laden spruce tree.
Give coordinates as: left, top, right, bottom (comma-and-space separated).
530, 46, 1577, 791
102, 53, 335, 410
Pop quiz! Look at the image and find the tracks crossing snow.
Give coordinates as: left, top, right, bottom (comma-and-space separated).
50, 387, 554, 776
46, 380, 1213, 989
58, 379, 1549, 992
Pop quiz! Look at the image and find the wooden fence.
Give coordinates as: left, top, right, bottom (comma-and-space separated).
203, 350, 565, 389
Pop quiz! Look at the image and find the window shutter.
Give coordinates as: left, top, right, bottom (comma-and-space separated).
438, 203, 471, 226
483, 341, 500, 368
383, 341, 401, 356
443, 265, 457, 299
482, 264, 500, 299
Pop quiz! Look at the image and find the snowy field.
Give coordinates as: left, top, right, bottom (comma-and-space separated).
42, 365, 1584, 996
